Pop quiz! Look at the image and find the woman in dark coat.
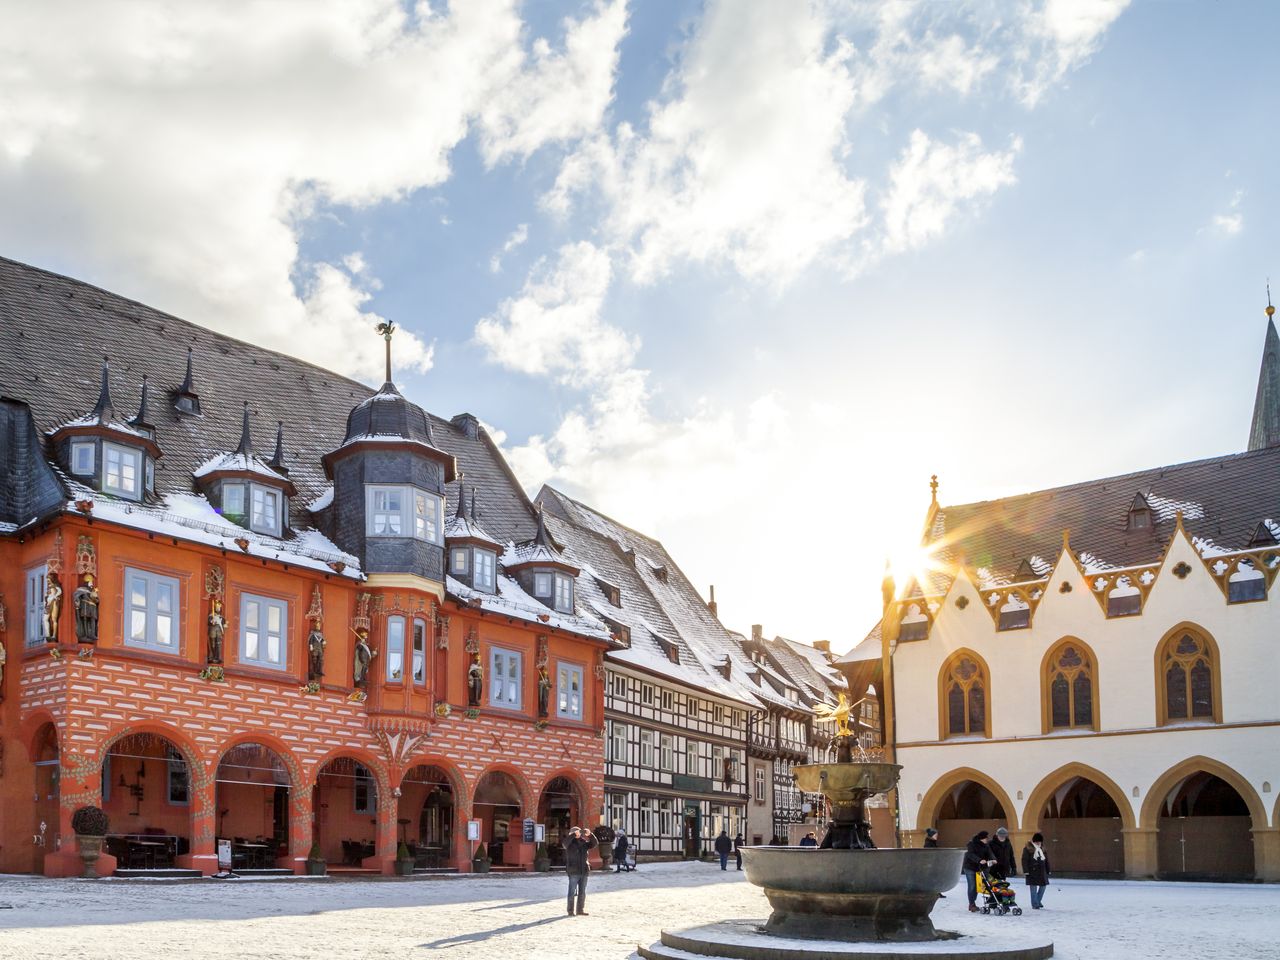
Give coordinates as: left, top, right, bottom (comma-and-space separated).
613, 830, 630, 872
962, 831, 996, 912
1021, 833, 1051, 909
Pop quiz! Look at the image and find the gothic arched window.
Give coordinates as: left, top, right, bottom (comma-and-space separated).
1158, 629, 1220, 725
940, 652, 990, 739
1043, 640, 1096, 732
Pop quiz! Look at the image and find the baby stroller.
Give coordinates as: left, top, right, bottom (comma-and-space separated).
977, 867, 1022, 915
622, 842, 638, 872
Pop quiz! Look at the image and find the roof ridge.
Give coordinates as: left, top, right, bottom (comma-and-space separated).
938, 445, 1279, 513
540, 483, 667, 550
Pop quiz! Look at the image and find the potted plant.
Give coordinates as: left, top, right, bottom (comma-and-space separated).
394, 841, 416, 876
471, 842, 491, 874
593, 825, 615, 869
533, 842, 550, 872
71, 805, 109, 878
304, 841, 327, 876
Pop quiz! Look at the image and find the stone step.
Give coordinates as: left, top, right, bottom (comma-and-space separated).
113, 869, 203, 880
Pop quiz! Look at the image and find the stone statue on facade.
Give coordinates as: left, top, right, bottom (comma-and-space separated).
207, 598, 226, 664
43, 573, 62, 643
537, 664, 551, 718
307, 625, 326, 683
73, 575, 99, 644
353, 628, 375, 688
467, 654, 483, 707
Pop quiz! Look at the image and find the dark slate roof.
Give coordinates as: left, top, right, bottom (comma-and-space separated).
0, 255, 543, 545
0, 398, 67, 530
928, 445, 1280, 583
1248, 315, 1280, 451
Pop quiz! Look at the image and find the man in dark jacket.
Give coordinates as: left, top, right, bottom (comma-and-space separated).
562, 826, 598, 916
733, 833, 745, 871
962, 831, 997, 912
714, 830, 733, 870
923, 828, 939, 848
989, 827, 1017, 880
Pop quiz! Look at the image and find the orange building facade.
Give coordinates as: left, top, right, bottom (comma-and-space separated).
0, 257, 611, 877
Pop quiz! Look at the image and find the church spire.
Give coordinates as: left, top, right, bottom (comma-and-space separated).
1247, 285, 1280, 451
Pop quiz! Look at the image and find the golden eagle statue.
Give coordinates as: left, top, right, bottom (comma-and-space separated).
813, 692, 856, 739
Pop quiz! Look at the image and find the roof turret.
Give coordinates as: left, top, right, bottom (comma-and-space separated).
1247, 287, 1280, 450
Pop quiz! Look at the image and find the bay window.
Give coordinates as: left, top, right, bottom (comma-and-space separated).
366, 485, 443, 543
386, 616, 405, 681
412, 618, 427, 684
70, 440, 95, 475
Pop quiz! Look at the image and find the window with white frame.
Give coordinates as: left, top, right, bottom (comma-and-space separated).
640, 728, 655, 767
611, 721, 626, 762
411, 618, 426, 684
70, 440, 95, 476
103, 442, 142, 498
25, 565, 47, 647
553, 573, 573, 612
611, 674, 627, 697
641, 684, 654, 706
386, 616, 405, 681
754, 766, 766, 801
474, 550, 496, 592
369, 486, 404, 535
660, 734, 673, 772
490, 647, 522, 709
661, 689, 673, 711
686, 740, 698, 775
354, 763, 377, 814
166, 747, 189, 805
533, 572, 552, 597
222, 482, 246, 516
413, 490, 440, 542
450, 548, 468, 574
711, 744, 724, 781
639, 796, 654, 835
658, 798, 673, 837
250, 484, 282, 536
608, 793, 625, 831
240, 593, 287, 669
557, 662, 583, 719
124, 568, 179, 653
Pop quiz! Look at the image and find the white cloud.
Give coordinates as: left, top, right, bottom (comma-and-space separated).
1210, 188, 1245, 236
879, 130, 1020, 255
0, 0, 629, 383
489, 223, 530, 273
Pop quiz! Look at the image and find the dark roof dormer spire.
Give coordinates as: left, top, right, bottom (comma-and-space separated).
375, 320, 396, 387
175, 345, 201, 415
456, 484, 470, 520
268, 420, 289, 475
533, 502, 555, 549
1249, 284, 1280, 450
128, 374, 154, 437
470, 488, 481, 522
91, 356, 115, 421
236, 401, 254, 457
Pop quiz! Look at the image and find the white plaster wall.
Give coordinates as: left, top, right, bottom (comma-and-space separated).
891, 528, 1280, 829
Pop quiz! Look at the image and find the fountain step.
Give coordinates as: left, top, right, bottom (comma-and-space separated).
644, 921, 1053, 960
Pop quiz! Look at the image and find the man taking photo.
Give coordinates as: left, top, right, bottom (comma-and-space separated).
563, 826, 598, 916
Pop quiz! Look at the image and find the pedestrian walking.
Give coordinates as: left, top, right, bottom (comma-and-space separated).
989, 827, 1017, 880
962, 830, 997, 913
562, 826, 597, 916
923, 828, 939, 848
613, 829, 629, 872
798, 831, 818, 848
1021, 832, 1051, 910
733, 833, 744, 871
714, 830, 733, 870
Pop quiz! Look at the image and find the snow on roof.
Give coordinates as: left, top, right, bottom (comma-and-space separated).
837, 626, 882, 665
501, 540, 562, 567
193, 450, 288, 481
446, 574, 612, 643
444, 513, 501, 547
49, 411, 153, 440
307, 486, 334, 512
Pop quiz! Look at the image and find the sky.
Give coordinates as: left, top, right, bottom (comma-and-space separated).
2, 0, 1277, 652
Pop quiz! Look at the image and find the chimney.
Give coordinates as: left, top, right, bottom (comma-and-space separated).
707, 584, 718, 617
751, 624, 763, 643
450, 412, 481, 440
812, 640, 832, 658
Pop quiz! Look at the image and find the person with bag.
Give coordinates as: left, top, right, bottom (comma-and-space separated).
1021, 832, 1052, 909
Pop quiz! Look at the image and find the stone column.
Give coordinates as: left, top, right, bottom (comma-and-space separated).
375, 776, 398, 874
287, 784, 314, 873
182, 758, 218, 875
1252, 827, 1280, 882
1121, 827, 1158, 878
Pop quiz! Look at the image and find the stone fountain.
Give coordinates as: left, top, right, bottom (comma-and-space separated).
636, 700, 1053, 960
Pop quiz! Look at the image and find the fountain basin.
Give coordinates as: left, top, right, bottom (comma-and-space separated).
790, 762, 901, 800
741, 847, 963, 942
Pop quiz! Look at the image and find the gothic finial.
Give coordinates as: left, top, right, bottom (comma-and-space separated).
1268, 280, 1275, 319
470, 487, 480, 522
91, 356, 114, 421
129, 374, 152, 430
375, 320, 396, 385
175, 345, 201, 414
236, 401, 253, 457
268, 420, 288, 474
456, 484, 469, 520
929, 474, 939, 503
533, 501, 554, 548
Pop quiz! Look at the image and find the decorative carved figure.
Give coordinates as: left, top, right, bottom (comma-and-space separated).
207, 598, 226, 664
537, 664, 551, 718
43, 573, 63, 643
75, 535, 97, 577
72, 574, 99, 644
353, 628, 375, 688
467, 654, 483, 707
307, 626, 326, 683
204, 565, 225, 599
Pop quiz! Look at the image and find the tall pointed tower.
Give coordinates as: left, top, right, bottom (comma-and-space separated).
1247, 290, 1280, 450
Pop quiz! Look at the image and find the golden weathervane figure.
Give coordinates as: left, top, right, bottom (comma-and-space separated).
813, 691, 856, 739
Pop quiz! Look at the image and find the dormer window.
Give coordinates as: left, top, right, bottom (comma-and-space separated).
451, 548, 468, 574
223, 483, 246, 518
71, 441, 95, 476
103, 442, 142, 499
474, 550, 496, 591
365, 485, 442, 543
1127, 493, 1152, 531
532, 570, 574, 612
554, 573, 573, 612
251, 485, 282, 536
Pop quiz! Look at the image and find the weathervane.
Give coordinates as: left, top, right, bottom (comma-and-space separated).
375, 320, 396, 383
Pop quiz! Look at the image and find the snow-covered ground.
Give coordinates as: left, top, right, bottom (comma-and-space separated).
0, 862, 1275, 960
